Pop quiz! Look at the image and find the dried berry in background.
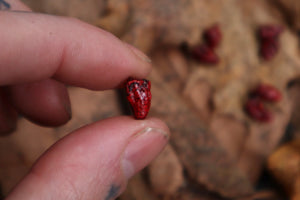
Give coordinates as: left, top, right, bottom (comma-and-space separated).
126, 78, 152, 119
203, 24, 222, 49
258, 25, 284, 60
245, 98, 272, 122
260, 39, 280, 60
251, 84, 282, 102
245, 84, 281, 122
259, 25, 283, 40
191, 24, 221, 65
191, 44, 219, 65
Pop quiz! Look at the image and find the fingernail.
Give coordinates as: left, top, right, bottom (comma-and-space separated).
121, 127, 169, 179
125, 43, 152, 63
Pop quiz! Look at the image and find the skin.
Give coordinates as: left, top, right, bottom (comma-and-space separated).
0, 1, 170, 199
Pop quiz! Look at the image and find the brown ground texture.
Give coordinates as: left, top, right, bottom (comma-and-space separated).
1, 0, 300, 199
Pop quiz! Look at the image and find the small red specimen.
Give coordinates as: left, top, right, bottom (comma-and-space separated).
258, 25, 283, 60
203, 24, 222, 49
126, 78, 151, 119
245, 98, 272, 122
191, 44, 219, 64
251, 84, 281, 102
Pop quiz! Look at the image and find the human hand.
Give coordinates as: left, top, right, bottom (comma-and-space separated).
1, 1, 170, 199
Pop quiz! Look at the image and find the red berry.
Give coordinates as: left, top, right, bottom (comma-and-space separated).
260, 39, 279, 61
203, 24, 222, 49
259, 25, 283, 40
245, 98, 272, 122
126, 78, 151, 119
258, 25, 283, 60
192, 44, 219, 64
251, 84, 281, 102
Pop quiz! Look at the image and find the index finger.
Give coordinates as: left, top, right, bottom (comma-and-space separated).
0, 11, 152, 90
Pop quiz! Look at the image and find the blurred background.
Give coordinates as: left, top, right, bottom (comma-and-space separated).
1, 0, 300, 199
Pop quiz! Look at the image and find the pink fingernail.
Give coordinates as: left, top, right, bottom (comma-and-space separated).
125, 43, 152, 63
121, 127, 169, 179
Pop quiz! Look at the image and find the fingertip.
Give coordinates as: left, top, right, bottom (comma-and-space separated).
52, 17, 153, 90
6, 116, 169, 200
0, 12, 152, 90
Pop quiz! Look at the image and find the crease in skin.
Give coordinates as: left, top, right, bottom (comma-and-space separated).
0, 117, 16, 135
54, 43, 67, 80
0, 88, 17, 135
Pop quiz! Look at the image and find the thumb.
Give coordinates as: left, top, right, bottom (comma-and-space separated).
6, 116, 170, 200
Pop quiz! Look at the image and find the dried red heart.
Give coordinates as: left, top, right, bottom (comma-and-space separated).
245, 98, 272, 122
191, 44, 219, 64
203, 24, 222, 49
258, 25, 283, 60
251, 84, 282, 102
126, 78, 151, 119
